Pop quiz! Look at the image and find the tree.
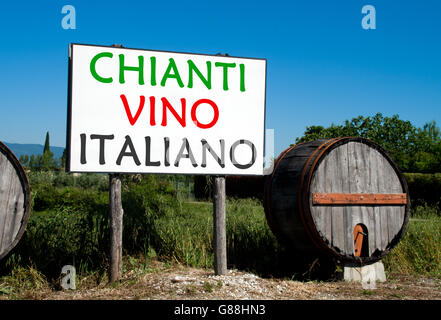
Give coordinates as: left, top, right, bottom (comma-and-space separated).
41, 150, 58, 171
27, 131, 58, 171
294, 113, 441, 173
61, 148, 67, 169
44, 131, 50, 154
412, 120, 441, 172
19, 154, 29, 168
29, 155, 36, 168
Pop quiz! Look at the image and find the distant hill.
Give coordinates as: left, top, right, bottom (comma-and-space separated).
2, 142, 65, 160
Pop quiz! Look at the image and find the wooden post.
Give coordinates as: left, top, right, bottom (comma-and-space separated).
107, 44, 125, 283
213, 176, 227, 275
109, 173, 123, 282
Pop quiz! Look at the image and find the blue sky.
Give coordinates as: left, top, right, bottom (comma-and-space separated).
0, 0, 440, 157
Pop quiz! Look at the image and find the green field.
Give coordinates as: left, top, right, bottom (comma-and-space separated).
1, 172, 441, 294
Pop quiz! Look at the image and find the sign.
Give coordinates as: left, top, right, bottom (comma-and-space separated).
67, 43, 267, 175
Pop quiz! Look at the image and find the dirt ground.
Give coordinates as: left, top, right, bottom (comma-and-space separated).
22, 261, 440, 300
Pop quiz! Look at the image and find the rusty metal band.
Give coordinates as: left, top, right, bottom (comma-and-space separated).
312, 193, 407, 205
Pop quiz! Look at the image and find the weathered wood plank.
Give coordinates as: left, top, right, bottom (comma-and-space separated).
332, 144, 348, 254
346, 142, 362, 256
368, 146, 382, 252
0, 154, 23, 254
2, 173, 24, 252
109, 173, 123, 282
0, 153, 10, 253
0, 153, 13, 254
0, 144, 30, 260
382, 155, 405, 242
310, 143, 348, 254
310, 145, 332, 242
375, 148, 389, 250
357, 143, 375, 256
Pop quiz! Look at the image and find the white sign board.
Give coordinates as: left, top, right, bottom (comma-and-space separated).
67, 44, 266, 175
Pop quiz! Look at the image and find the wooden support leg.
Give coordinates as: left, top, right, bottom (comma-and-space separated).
109, 173, 123, 282
213, 176, 227, 275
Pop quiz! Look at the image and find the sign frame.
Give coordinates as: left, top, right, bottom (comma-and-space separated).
66, 43, 267, 176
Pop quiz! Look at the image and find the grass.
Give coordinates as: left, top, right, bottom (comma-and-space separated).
203, 281, 214, 293
153, 200, 214, 267
383, 206, 441, 279
0, 253, 177, 299
361, 289, 374, 296
170, 199, 441, 280
0, 266, 50, 299
1, 182, 441, 297
152, 198, 281, 276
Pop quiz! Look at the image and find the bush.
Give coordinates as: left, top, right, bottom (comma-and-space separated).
29, 171, 108, 192
14, 205, 109, 276
2, 174, 181, 278
32, 185, 108, 213
404, 173, 441, 209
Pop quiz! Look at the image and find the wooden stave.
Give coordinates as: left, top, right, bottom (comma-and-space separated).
264, 139, 332, 253
0, 141, 31, 260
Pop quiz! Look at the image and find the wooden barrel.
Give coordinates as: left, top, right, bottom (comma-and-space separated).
0, 141, 31, 260
264, 137, 410, 265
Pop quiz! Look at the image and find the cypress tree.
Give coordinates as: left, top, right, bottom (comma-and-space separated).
43, 131, 50, 154
61, 148, 67, 168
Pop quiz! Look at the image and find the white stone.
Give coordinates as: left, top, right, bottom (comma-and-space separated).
343, 261, 386, 289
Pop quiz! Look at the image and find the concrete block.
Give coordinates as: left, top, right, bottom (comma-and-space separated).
343, 261, 386, 289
